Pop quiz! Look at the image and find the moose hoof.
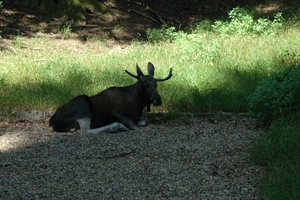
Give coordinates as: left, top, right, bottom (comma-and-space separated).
138, 119, 147, 127
108, 122, 129, 133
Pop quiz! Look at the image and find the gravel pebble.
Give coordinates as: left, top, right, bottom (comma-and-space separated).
0, 118, 264, 199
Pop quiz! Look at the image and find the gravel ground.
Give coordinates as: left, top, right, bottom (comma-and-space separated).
0, 117, 264, 199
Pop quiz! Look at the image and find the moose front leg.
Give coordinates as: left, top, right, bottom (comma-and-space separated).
112, 112, 141, 130
77, 118, 129, 134
88, 122, 129, 134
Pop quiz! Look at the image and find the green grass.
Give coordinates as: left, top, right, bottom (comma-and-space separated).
250, 111, 300, 200
1, 28, 299, 112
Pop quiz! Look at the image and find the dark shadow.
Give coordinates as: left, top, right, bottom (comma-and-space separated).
7, 70, 93, 109
1, 0, 299, 41
0, 65, 133, 112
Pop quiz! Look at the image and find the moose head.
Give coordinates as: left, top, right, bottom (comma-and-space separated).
125, 62, 173, 109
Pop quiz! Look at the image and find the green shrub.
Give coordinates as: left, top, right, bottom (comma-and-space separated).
248, 66, 300, 122
194, 20, 213, 32
146, 26, 219, 63
146, 26, 180, 42
212, 7, 283, 36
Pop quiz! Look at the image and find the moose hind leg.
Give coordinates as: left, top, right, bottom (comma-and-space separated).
49, 95, 92, 132
137, 119, 147, 127
77, 117, 92, 134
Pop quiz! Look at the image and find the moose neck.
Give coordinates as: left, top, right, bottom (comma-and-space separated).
122, 81, 151, 116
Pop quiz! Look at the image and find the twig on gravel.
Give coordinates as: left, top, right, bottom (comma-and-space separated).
66, 149, 137, 160
103, 149, 136, 159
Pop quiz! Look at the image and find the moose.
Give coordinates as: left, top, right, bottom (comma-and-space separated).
49, 62, 173, 134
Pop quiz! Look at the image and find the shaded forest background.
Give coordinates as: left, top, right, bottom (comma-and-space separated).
0, 0, 299, 41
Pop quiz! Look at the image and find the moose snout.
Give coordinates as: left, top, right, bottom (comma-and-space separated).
152, 96, 162, 106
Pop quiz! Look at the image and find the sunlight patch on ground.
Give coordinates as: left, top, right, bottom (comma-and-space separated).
256, 3, 282, 14
0, 120, 74, 153
0, 131, 36, 153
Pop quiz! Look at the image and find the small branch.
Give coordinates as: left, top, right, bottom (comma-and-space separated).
125, 0, 142, 6
66, 149, 137, 159
128, 9, 160, 24
123, 0, 167, 26
9, 0, 22, 10
103, 149, 136, 159
2, 19, 13, 23
146, 6, 168, 26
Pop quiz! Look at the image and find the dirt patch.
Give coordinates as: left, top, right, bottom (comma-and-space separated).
0, 0, 241, 41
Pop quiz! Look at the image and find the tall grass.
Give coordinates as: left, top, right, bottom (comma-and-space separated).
0, 26, 299, 112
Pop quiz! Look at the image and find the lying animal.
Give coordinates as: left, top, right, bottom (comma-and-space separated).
49, 62, 173, 134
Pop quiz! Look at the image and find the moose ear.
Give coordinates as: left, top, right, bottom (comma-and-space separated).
147, 62, 155, 76
136, 63, 144, 77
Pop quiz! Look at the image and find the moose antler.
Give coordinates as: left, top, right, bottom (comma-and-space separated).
125, 70, 139, 79
125, 64, 173, 82
125, 63, 145, 79
156, 68, 173, 82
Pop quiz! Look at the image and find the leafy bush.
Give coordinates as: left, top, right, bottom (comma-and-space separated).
212, 7, 283, 36
248, 66, 300, 122
194, 20, 213, 32
146, 26, 180, 42
146, 26, 219, 63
